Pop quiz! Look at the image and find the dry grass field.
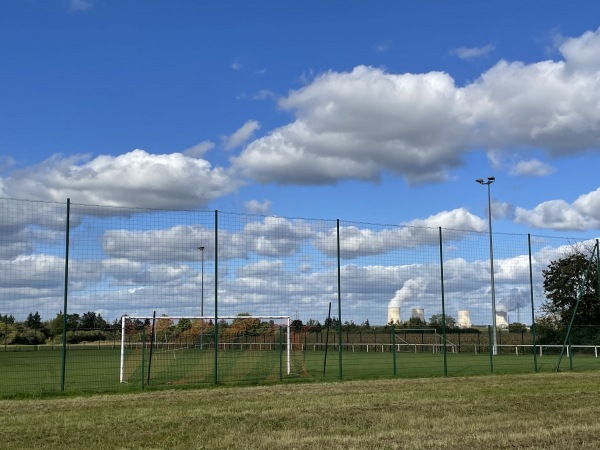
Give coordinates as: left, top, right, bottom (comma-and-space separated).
2, 371, 600, 449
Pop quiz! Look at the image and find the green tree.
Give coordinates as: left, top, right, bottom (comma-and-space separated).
404, 317, 426, 328
176, 318, 192, 333
80, 311, 108, 330
542, 248, 600, 327
1, 314, 15, 325
25, 311, 43, 329
306, 319, 322, 333
291, 319, 303, 332
428, 314, 456, 331
49, 312, 80, 337
508, 322, 527, 333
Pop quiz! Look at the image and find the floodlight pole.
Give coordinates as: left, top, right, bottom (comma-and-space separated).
476, 176, 498, 356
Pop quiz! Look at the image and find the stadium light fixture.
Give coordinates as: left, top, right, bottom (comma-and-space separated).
476, 176, 498, 356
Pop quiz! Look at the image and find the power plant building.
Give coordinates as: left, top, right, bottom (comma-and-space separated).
457, 309, 472, 328
496, 311, 509, 329
387, 306, 400, 324
411, 308, 425, 322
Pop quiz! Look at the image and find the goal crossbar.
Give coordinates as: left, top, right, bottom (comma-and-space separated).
119, 315, 291, 383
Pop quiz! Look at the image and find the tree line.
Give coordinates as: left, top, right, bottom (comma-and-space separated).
0, 311, 118, 345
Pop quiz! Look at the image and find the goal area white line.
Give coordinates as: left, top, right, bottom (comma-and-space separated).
119, 315, 292, 383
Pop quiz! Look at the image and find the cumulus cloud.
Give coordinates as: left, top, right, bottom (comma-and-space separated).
245, 199, 272, 214
1, 150, 238, 209
233, 27, 600, 186
2, 192, 579, 323
222, 120, 261, 150
450, 44, 495, 60
237, 259, 284, 278
509, 159, 556, 176
514, 187, 600, 230
103, 216, 313, 263
234, 67, 468, 185
315, 208, 486, 259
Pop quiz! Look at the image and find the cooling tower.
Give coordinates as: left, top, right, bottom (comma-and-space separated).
496, 311, 509, 329
411, 308, 425, 322
387, 306, 400, 324
457, 309, 472, 328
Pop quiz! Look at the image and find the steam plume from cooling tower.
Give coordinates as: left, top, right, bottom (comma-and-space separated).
388, 277, 428, 308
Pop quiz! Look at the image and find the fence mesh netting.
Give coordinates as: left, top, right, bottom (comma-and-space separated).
1, 197, 599, 395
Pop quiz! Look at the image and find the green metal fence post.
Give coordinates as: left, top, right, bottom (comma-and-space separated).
61, 198, 71, 392
214, 210, 219, 384
141, 326, 146, 390
391, 325, 397, 376
439, 228, 448, 376
336, 219, 343, 381
527, 234, 538, 372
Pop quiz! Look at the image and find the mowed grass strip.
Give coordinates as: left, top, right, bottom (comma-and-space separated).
2, 372, 600, 449
5, 346, 600, 396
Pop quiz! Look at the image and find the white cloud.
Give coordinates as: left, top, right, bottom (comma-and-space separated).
103, 216, 313, 263
231, 62, 242, 70
315, 208, 486, 259
509, 159, 556, 176
237, 260, 284, 278
514, 187, 600, 231
234, 66, 467, 185
1, 150, 238, 209
233, 27, 600, 186
245, 199, 272, 214
182, 140, 215, 158
559, 28, 600, 72
222, 120, 261, 151
450, 44, 495, 60
402, 207, 486, 231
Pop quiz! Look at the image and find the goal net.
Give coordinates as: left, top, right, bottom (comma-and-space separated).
119, 315, 296, 385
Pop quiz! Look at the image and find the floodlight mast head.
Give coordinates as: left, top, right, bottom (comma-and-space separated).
475, 177, 495, 185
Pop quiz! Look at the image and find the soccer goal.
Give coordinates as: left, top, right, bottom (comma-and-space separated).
119, 315, 292, 384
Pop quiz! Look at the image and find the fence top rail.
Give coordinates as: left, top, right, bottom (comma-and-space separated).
123, 316, 291, 321
504, 344, 600, 349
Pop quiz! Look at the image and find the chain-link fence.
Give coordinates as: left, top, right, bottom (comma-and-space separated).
1, 197, 599, 395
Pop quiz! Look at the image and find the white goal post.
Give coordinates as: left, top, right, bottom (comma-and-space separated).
119, 315, 292, 383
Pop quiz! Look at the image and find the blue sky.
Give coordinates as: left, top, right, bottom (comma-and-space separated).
2, 1, 600, 324
2, 0, 600, 234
